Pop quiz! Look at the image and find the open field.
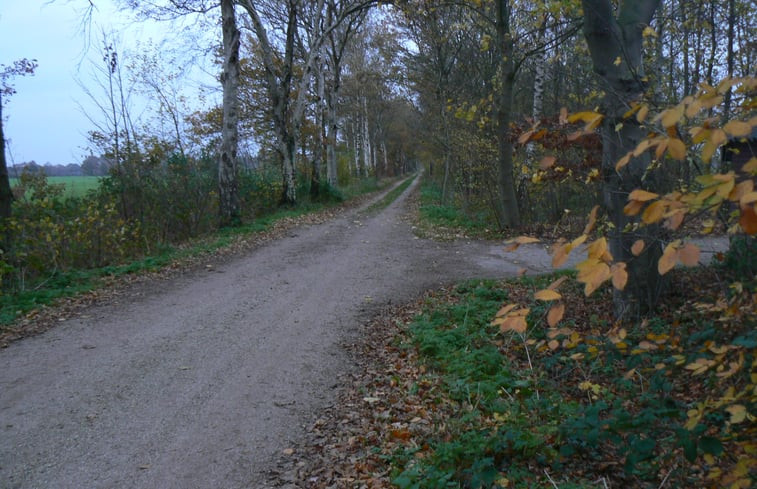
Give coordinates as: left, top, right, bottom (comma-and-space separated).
10, 176, 102, 199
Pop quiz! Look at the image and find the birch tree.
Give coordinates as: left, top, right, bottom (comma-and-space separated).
237, 0, 374, 205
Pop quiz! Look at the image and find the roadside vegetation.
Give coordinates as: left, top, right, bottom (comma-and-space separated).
384, 258, 754, 488
0, 165, 394, 331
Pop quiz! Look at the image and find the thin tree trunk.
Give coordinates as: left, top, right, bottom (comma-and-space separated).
681, 0, 691, 96
722, 0, 735, 121
218, 0, 241, 226
362, 98, 370, 177
494, 0, 521, 229
0, 91, 12, 219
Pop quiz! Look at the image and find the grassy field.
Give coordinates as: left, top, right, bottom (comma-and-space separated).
10, 176, 102, 199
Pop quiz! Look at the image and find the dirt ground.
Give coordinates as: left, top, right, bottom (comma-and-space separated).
0, 175, 728, 488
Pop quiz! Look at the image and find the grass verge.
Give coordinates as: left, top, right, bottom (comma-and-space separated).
414, 179, 499, 240
363, 174, 416, 214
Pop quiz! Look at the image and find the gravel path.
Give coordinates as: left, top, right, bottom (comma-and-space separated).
0, 176, 512, 489
0, 175, 728, 488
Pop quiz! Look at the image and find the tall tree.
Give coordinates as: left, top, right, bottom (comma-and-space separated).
238, 0, 374, 205
582, 0, 661, 318
218, 0, 241, 225
0, 59, 38, 219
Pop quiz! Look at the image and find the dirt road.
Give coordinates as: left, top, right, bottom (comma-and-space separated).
0, 175, 729, 488
0, 176, 516, 489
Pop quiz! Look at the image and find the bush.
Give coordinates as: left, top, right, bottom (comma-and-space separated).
1, 170, 141, 292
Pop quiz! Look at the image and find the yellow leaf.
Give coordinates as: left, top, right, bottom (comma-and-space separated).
547, 276, 568, 290
613, 56, 622, 66
559, 107, 568, 125
539, 156, 556, 170
717, 77, 740, 94
723, 120, 752, 137
547, 303, 565, 327
547, 327, 574, 339
552, 243, 571, 268
658, 243, 678, 275
623, 104, 641, 119
655, 139, 669, 159
678, 243, 700, 266
580, 262, 611, 296
660, 104, 684, 128
615, 153, 631, 171
636, 104, 649, 123
632, 138, 654, 157
730, 180, 754, 202
494, 303, 518, 319
702, 140, 718, 162
587, 237, 609, 260
517, 129, 535, 145
498, 308, 530, 334
512, 236, 540, 244
623, 199, 645, 216
583, 205, 600, 235
628, 189, 659, 202
740, 191, 757, 207
611, 262, 628, 290
642, 25, 657, 37
535, 289, 562, 301
642, 200, 666, 224
504, 235, 540, 251
668, 138, 687, 160
710, 128, 728, 147
725, 404, 747, 424
685, 99, 703, 118
631, 239, 645, 256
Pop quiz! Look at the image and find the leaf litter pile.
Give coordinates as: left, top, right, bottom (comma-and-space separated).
268, 264, 755, 488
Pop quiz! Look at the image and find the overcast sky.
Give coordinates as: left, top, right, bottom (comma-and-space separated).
1, 1, 217, 166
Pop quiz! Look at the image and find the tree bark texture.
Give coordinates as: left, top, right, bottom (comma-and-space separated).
0, 92, 12, 220
494, 0, 521, 229
218, 0, 241, 226
582, 0, 663, 319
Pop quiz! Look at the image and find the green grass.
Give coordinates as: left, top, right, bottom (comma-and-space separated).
10, 176, 102, 199
364, 174, 416, 214
385, 268, 755, 488
417, 179, 496, 237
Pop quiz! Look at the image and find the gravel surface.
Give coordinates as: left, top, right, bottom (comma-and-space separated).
0, 176, 513, 489
0, 175, 729, 489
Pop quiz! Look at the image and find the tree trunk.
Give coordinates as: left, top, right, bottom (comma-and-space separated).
217, 0, 241, 227
0, 91, 12, 219
582, 0, 663, 319
326, 99, 338, 185
494, 0, 521, 229
722, 0, 735, 122
362, 98, 370, 177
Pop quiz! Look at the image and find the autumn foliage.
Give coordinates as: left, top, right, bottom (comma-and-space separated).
494, 76, 756, 487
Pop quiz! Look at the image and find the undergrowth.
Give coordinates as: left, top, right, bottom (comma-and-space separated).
415, 180, 495, 239
386, 265, 756, 488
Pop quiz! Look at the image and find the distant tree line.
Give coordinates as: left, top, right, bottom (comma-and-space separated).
9, 155, 111, 177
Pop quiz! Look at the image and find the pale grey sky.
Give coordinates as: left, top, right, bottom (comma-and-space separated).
1, 1, 217, 166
